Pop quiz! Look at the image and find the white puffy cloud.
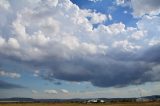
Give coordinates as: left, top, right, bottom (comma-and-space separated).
61, 89, 69, 93
32, 90, 38, 94
0, 0, 10, 10
149, 39, 160, 46
116, 0, 131, 7
137, 16, 160, 35
130, 31, 145, 40
90, 12, 107, 24
112, 40, 141, 52
95, 22, 125, 36
0, 70, 21, 79
131, 0, 160, 17
116, 0, 125, 5
0, 0, 109, 61
116, 0, 160, 17
44, 89, 58, 94
136, 15, 160, 46
8, 38, 20, 49
43, 0, 59, 7
44, 89, 69, 94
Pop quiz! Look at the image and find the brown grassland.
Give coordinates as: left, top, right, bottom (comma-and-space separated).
0, 102, 160, 106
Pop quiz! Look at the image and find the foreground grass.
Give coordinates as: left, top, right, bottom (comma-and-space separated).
0, 102, 160, 106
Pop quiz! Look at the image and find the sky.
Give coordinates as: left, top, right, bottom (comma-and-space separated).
0, 0, 160, 99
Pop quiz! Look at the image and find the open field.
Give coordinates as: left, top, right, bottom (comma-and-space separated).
0, 102, 160, 106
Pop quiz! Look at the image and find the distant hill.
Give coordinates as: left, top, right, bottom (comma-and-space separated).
143, 95, 160, 100
0, 95, 160, 103
0, 97, 34, 102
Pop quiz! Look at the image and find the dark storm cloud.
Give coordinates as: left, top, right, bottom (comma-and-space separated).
35, 43, 160, 87
2, 45, 159, 88
139, 45, 160, 63
37, 54, 155, 87
0, 80, 25, 89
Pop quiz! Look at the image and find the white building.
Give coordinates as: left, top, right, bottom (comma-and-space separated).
136, 98, 149, 102
87, 99, 105, 103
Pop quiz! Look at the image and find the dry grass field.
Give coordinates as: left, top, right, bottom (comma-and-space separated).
0, 102, 160, 106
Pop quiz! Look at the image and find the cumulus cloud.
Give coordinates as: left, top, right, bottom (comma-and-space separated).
137, 15, 160, 37
0, 0, 10, 10
112, 40, 141, 52
61, 89, 69, 93
89, 12, 107, 24
0, 0, 160, 88
44, 89, 58, 94
44, 89, 69, 94
116, 0, 160, 17
116, 0, 131, 7
0, 70, 21, 78
116, 0, 125, 5
32, 90, 38, 94
130, 31, 145, 40
131, 0, 160, 17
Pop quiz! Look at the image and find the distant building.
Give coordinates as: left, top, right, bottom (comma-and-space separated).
87, 99, 105, 103
87, 99, 97, 103
99, 99, 105, 103
136, 98, 149, 102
